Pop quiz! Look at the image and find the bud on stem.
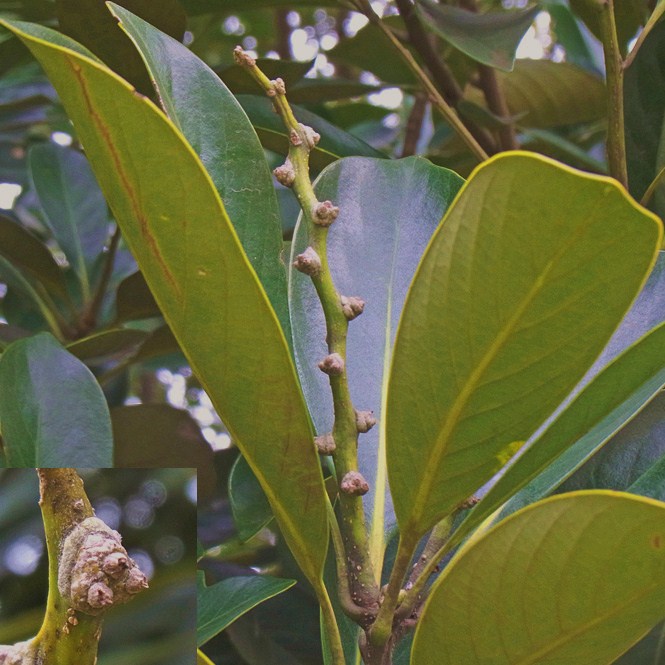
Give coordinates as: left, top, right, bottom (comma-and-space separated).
318, 353, 345, 375
340, 471, 369, 496
293, 247, 322, 276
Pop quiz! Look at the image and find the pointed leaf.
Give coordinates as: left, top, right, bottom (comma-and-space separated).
1, 19, 329, 586
114, 270, 161, 322
290, 156, 463, 564
28, 142, 109, 298
197, 571, 296, 647
111, 4, 290, 336
413, 492, 665, 665
387, 152, 662, 540
229, 454, 274, 542
416, 0, 539, 71
0, 331, 113, 466
455, 319, 665, 544
560, 392, 665, 500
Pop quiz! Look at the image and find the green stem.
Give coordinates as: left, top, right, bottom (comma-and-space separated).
599, 0, 628, 187
34, 468, 102, 664
234, 47, 379, 612
318, 585, 347, 665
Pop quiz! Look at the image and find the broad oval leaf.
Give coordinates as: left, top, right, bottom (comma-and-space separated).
387, 152, 662, 540
416, 0, 539, 71
197, 571, 295, 647
28, 142, 109, 299
0, 331, 113, 466
111, 4, 290, 336
289, 156, 463, 567
412, 491, 665, 665
1, 19, 329, 586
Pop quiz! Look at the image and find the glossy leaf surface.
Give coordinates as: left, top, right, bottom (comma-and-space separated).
413, 492, 665, 665
1, 19, 329, 585
0, 332, 113, 466
387, 152, 661, 540
112, 4, 290, 334
229, 455, 273, 542
457, 319, 665, 542
416, 0, 538, 71
290, 156, 463, 564
197, 571, 295, 647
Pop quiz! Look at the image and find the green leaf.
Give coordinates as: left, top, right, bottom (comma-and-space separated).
56, 0, 186, 95
290, 156, 463, 567
387, 152, 662, 541
0, 213, 70, 301
114, 271, 161, 322
455, 319, 665, 544
0, 331, 113, 466
236, 94, 386, 171
197, 571, 296, 647
1, 19, 329, 586
28, 143, 109, 299
413, 491, 665, 665
66, 328, 148, 362
625, 20, 665, 219
416, 0, 539, 71
229, 455, 274, 542
559, 392, 665, 501
111, 4, 290, 336
465, 60, 606, 128
112, 404, 217, 501
613, 620, 665, 665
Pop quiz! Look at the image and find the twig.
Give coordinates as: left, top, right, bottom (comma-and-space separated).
401, 92, 427, 157
394, 0, 497, 154
233, 46, 379, 622
598, 0, 628, 187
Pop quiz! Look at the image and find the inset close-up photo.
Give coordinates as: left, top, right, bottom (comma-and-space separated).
0, 468, 196, 665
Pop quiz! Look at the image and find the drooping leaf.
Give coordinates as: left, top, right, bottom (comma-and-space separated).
56, 0, 186, 95
387, 152, 661, 541
559, 392, 665, 500
197, 571, 296, 647
1, 19, 329, 587
0, 213, 69, 301
289, 156, 463, 567
465, 60, 606, 128
229, 455, 274, 542
28, 142, 109, 299
413, 491, 665, 665
112, 404, 216, 501
0, 331, 113, 466
236, 94, 386, 170
416, 0, 539, 71
625, 19, 665, 219
111, 4, 291, 336
455, 319, 665, 544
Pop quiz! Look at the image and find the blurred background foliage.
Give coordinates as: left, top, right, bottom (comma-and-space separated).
0, 468, 196, 665
0, 0, 662, 663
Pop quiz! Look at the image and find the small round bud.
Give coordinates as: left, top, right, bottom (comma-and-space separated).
293, 247, 321, 276
270, 78, 286, 95
341, 295, 365, 320
318, 353, 344, 375
233, 46, 255, 67
355, 410, 377, 433
299, 123, 320, 149
88, 582, 114, 609
102, 552, 129, 579
314, 433, 336, 455
273, 158, 296, 187
125, 567, 149, 594
313, 200, 340, 227
340, 471, 369, 496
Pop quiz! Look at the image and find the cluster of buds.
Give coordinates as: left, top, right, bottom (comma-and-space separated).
340, 295, 365, 321
355, 410, 377, 433
293, 246, 322, 276
313, 200, 340, 227
318, 352, 345, 376
273, 157, 296, 188
340, 471, 370, 496
314, 433, 336, 455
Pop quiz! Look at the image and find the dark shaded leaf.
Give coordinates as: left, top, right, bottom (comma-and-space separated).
115, 271, 161, 322
66, 328, 148, 362
229, 455, 273, 542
